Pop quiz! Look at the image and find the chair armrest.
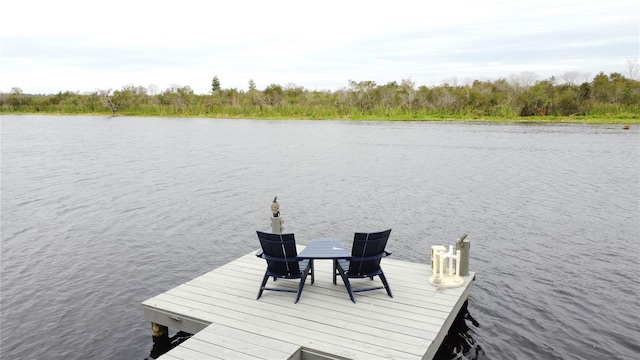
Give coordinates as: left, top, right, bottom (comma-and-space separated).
348, 252, 391, 262
258, 253, 304, 262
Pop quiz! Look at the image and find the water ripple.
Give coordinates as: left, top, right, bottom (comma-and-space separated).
1, 116, 638, 360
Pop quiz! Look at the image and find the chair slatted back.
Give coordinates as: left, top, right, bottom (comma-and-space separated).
348, 229, 392, 276
257, 231, 300, 277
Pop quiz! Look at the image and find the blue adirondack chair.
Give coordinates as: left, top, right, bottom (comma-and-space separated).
333, 229, 393, 303
256, 231, 311, 303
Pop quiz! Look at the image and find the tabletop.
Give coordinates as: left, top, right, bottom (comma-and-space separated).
298, 238, 351, 259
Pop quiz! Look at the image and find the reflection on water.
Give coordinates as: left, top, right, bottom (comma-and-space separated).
146, 331, 191, 360
434, 301, 484, 360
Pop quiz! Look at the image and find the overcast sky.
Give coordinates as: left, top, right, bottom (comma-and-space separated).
1, 0, 638, 94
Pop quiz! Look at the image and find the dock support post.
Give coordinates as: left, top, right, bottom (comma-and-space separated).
151, 322, 169, 343
149, 323, 171, 358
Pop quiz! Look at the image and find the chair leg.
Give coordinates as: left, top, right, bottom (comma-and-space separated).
257, 272, 270, 300
335, 265, 355, 303
342, 276, 356, 303
332, 259, 337, 285
379, 271, 393, 298
295, 268, 310, 304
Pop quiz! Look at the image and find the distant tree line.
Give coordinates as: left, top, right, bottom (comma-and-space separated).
1, 71, 639, 120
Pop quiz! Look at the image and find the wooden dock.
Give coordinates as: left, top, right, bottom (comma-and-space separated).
142, 247, 475, 359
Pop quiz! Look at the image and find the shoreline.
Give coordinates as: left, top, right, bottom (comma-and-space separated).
1, 111, 638, 125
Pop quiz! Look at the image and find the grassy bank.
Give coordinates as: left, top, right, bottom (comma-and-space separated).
2, 106, 637, 124
3, 71, 639, 125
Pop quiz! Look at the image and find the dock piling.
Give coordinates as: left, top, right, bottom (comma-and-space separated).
151, 322, 169, 343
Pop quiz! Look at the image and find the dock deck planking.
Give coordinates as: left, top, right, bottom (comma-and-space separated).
142, 247, 475, 359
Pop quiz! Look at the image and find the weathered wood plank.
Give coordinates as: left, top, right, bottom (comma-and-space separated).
165, 288, 433, 349
197, 324, 301, 359
151, 293, 425, 358
153, 354, 183, 360
176, 282, 445, 336
184, 271, 453, 328
161, 344, 226, 359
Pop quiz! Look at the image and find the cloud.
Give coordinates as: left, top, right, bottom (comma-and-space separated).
1, 0, 638, 94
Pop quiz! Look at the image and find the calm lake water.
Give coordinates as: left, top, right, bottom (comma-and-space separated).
1, 115, 638, 360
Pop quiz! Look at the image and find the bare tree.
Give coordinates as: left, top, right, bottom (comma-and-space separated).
399, 78, 416, 110
561, 71, 590, 85
147, 84, 159, 96
509, 71, 537, 88
442, 77, 458, 86
625, 57, 639, 80
98, 88, 117, 115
